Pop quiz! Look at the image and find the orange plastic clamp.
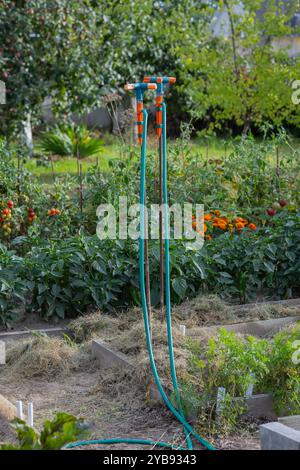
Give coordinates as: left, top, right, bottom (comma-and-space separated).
137, 101, 143, 145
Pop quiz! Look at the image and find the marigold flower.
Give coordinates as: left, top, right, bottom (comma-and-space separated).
218, 220, 227, 230
214, 210, 221, 217
248, 223, 256, 231
235, 222, 244, 230
204, 214, 211, 221
235, 217, 248, 225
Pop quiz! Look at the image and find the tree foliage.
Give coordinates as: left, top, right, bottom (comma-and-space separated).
0, 0, 205, 135
0, 0, 299, 135
179, 0, 300, 133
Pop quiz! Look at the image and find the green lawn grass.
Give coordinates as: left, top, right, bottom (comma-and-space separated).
24, 134, 300, 180
24, 141, 120, 180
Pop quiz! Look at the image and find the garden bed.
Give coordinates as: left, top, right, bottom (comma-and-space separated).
1, 296, 298, 450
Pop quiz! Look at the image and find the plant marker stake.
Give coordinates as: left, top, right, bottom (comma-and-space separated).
179, 325, 186, 336
16, 400, 23, 420
245, 383, 254, 397
246, 373, 255, 397
0, 340, 5, 365
27, 402, 33, 427
216, 387, 226, 419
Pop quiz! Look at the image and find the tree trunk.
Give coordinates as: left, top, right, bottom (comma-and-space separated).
22, 113, 33, 157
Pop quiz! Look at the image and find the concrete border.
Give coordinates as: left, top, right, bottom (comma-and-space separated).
260, 421, 300, 450
187, 315, 300, 338
278, 415, 300, 431
0, 327, 71, 342
232, 298, 300, 311
92, 339, 135, 370
240, 394, 277, 420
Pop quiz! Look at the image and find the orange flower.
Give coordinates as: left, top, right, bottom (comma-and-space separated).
218, 220, 227, 230
214, 210, 221, 217
235, 217, 248, 225
204, 223, 208, 233
235, 222, 244, 231
248, 223, 256, 231
206, 234, 212, 240
204, 214, 211, 221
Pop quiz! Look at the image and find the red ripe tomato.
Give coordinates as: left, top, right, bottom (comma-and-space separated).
279, 199, 288, 207
267, 208, 276, 217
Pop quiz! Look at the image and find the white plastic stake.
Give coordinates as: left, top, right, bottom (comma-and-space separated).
216, 387, 226, 417
27, 402, 33, 427
246, 382, 254, 397
16, 400, 23, 420
179, 325, 186, 336
246, 373, 255, 397
0, 341, 5, 365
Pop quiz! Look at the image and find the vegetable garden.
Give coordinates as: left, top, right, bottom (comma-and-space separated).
0, 130, 299, 327
0, 0, 300, 455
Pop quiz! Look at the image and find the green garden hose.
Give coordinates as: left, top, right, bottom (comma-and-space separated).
64, 107, 215, 452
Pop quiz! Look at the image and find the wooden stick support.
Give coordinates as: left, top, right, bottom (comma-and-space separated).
0, 394, 17, 421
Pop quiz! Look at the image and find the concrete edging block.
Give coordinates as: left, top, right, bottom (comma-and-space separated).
0, 327, 70, 342
278, 415, 300, 431
187, 316, 300, 339
241, 394, 277, 420
260, 422, 300, 450
92, 339, 135, 370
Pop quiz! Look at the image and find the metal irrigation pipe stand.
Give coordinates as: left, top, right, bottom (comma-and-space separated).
64, 77, 215, 451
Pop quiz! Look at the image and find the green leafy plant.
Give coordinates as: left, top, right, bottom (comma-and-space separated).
184, 324, 300, 436
0, 412, 89, 450
40, 124, 103, 158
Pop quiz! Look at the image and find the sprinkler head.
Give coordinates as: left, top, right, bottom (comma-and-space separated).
143, 76, 176, 85
143, 77, 176, 138
124, 82, 157, 145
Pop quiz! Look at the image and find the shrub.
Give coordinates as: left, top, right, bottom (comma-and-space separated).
40, 124, 103, 158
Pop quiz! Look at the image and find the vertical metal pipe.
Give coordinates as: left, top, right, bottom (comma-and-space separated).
159, 136, 164, 321
144, 187, 152, 340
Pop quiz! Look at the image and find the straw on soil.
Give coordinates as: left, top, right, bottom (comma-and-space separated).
3, 335, 92, 379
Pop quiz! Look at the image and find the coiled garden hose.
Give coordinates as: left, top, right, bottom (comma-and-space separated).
64, 107, 215, 452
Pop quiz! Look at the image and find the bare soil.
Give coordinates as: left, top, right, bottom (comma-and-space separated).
2, 295, 297, 450
0, 368, 260, 450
